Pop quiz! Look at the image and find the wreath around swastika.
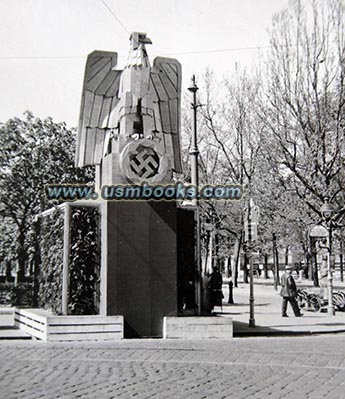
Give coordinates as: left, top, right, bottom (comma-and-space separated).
120, 139, 169, 184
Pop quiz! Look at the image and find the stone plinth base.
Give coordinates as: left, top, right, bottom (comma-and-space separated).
15, 308, 123, 341
163, 316, 233, 339
102, 201, 178, 338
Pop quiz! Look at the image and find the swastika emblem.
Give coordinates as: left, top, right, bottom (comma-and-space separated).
129, 146, 160, 178
120, 138, 169, 184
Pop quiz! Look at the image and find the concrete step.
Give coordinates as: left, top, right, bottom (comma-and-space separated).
0, 326, 32, 340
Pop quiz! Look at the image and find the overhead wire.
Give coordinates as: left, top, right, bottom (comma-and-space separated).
0, 0, 334, 61
161, 45, 272, 56
0, 45, 272, 61
99, 0, 131, 36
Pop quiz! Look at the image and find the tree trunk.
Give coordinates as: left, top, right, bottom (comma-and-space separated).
275, 246, 280, 286
302, 243, 310, 280
204, 231, 211, 275
214, 232, 220, 270
285, 246, 289, 266
5, 261, 12, 283
272, 233, 278, 290
311, 238, 319, 287
16, 227, 27, 283
340, 235, 344, 283
264, 254, 269, 279
307, 252, 312, 281
227, 256, 231, 278
234, 232, 242, 288
243, 244, 249, 284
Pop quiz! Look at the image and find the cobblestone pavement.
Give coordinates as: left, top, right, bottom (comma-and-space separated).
1, 335, 345, 399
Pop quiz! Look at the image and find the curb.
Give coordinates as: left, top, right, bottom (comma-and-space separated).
234, 328, 345, 337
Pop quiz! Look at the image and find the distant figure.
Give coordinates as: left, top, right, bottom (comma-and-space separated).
202, 272, 212, 314
280, 265, 303, 317
208, 267, 223, 312
303, 264, 309, 280
258, 264, 263, 277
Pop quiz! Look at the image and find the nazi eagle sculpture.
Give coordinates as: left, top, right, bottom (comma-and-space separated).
75, 32, 182, 185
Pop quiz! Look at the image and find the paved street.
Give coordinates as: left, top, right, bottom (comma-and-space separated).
2, 278, 345, 398
1, 335, 345, 399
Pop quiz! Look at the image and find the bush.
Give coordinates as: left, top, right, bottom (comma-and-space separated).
37, 206, 100, 315
38, 211, 64, 314
69, 207, 100, 315
0, 283, 34, 307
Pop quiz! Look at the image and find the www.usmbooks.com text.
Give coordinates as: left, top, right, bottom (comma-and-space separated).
46, 182, 243, 201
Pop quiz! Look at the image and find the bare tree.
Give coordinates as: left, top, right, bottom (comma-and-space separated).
262, 0, 345, 220
190, 68, 263, 285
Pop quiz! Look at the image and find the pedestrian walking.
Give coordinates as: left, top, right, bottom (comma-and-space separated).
280, 265, 303, 317
208, 266, 223, 312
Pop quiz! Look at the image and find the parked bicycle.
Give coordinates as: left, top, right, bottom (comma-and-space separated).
330, 291, 345, 311
297, 288, 345, 312
296, 289, 322, 312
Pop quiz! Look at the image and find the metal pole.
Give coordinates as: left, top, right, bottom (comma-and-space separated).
327, 224, 335, 315
340, 234, 344, 282
188, 75, 202, 315
208, 227, 213, 274
62, 203, 71, 315
189, 75, 199, 193
248, 199, 255, 327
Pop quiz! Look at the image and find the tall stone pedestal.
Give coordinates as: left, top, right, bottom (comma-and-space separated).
100, 201, 180, 338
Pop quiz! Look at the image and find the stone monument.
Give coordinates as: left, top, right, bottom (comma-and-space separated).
75, 33, 195, 338
75, 31, 182, 188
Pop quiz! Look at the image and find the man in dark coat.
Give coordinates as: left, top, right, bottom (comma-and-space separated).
280, 265, 303, 317
208, 267, 223, 311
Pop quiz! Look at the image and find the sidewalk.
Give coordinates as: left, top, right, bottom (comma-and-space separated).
2, 277, 345, 339
219, 277, 345, 336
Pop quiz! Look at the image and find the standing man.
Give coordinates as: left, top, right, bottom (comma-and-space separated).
280, 265, 303, 317
208, 267, 223, 312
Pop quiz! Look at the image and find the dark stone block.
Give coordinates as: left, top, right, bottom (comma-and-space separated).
105, 201, 179, 337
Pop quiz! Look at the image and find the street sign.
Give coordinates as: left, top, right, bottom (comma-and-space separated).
244, 223, 258, 242
244, 199, 260, 242
309, 224, 328, 238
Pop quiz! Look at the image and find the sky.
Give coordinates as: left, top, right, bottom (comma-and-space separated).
0, 0, 290, 127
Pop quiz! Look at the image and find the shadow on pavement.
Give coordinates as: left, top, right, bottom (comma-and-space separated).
232, 320, 306, 337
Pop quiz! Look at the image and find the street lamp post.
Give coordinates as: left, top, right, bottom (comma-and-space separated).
244, 198, 259, 328
188, 75, 202, 315
321, 197, 335, 316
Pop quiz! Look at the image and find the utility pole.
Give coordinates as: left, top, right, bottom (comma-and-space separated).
188, 75, 202, 315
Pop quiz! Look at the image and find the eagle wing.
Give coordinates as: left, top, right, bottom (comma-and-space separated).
75, 51, 122, 168
150, 57, 182, 173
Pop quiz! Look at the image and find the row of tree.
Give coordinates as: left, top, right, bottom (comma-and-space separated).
181, 0, 345, 286
0, 112, 93, 282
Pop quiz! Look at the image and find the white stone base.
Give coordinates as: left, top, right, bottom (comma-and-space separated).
163, 316, 233, 339
14, 308, 123, 341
